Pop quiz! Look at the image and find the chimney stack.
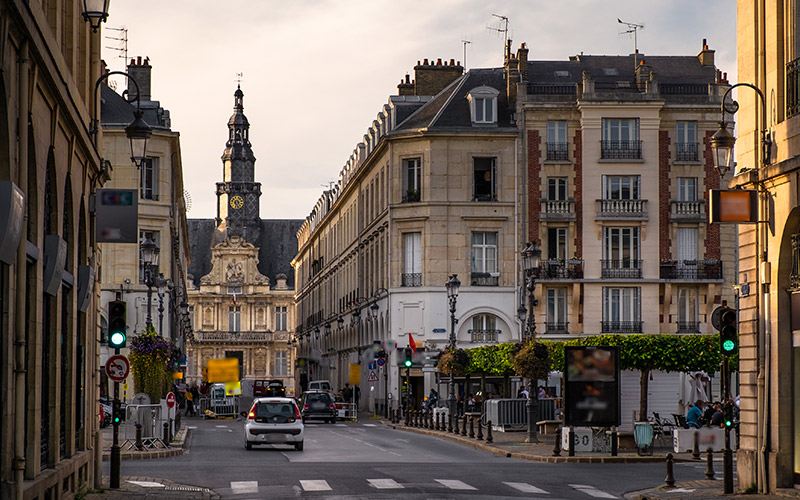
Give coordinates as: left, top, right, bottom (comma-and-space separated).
410, 58, 463, 96
698, 38, 715, 67
127, 56, 152, 102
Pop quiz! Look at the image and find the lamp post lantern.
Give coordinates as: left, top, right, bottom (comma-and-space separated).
521, 242, 542, 443
156, 274, 172, 334
81, 0, 110, 32
140, 237, 160, 329
445, 274, 461, 422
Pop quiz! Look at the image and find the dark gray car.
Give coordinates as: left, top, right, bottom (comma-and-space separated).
301, 391, 336, 423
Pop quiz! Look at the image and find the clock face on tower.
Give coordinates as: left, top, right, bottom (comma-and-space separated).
230, 195, 244, 210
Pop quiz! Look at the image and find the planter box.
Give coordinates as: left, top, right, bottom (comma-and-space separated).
562, 427, 609, 453
673, 427, 724, 453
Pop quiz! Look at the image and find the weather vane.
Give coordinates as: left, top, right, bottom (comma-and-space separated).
235, 72, 244, 86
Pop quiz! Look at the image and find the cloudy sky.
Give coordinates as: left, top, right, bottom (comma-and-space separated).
105, 0, 736, 221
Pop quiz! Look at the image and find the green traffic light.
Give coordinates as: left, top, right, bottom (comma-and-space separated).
725, 419, 732, 427
722, 339, 736, 352
109, 331, 126, 347
404, 359, 412, 367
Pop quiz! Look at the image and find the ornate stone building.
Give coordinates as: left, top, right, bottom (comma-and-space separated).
186, 87, 302, 393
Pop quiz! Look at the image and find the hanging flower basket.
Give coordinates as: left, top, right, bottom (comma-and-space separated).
438, 347, 468, 376
512, 342, 550, 381
129, 325, 174, 403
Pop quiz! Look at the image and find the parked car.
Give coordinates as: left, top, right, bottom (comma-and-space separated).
254, 379, 286, 397
307, 380, 332, 392
300, 391, 337, 423
242, 397, 304, 451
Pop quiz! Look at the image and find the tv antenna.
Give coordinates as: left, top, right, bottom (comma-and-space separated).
104, 26, 128, 90
488, 14, 510, 56
461, 38, 471, 71
617, 18, 645, 69
321, 180, 336, 191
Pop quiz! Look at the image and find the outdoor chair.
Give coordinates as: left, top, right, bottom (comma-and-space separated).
672, 413, 689, 429
650, 412, 676, 447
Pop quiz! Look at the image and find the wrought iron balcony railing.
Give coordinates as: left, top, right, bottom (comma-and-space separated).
194, 331, 278, 342
601, 321, 643, 334
670, 200, 706, 222
676, 142, 699, 161
546, 142, 569, 161
600, 140, 642, 160
677, 321, 700, 333
540, 199, 576, 221
660, 260, 723, 280
601, 259, 643, 279
402, 273, 422, 287
790, 233, 800, 291
788, 58, 800, 118
545, 321, 569, 334
527, 83, 577, 95
596, 199, 648, 219
470, 272, 499, 286
469, 329, 500, 343
660, 83, 709, 95
538, 259, 584, 279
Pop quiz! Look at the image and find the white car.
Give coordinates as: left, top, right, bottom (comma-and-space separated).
243, 397, 304, 451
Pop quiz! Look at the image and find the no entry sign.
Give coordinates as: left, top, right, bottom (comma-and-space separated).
166, 392, 176, 409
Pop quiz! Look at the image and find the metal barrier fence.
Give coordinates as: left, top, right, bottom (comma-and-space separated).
483, 398, 559, 431
198, 396, 239, 418
119, 404, 169, 450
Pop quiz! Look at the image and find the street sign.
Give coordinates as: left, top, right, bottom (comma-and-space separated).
376, 357, 386, 367
432, 328, 446, 333
166, 392, 176, 409
105, 355, 130, 382
367, 370, 379, 382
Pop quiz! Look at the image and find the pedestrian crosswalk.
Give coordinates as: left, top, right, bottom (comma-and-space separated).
226, 478, 619, 497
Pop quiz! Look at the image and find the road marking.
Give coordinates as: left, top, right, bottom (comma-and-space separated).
368, 478, 403, 489
436, 479, 476, 490
215, 425, 228, 428
503, 482, 550, 494
186, 426, 197, 429
569, 484, 618, 498
230, 481, 258, 494
127, 480, 164, 488
335, 424, 347, 427
300, 480, 331, 491
362, 423, 376, 427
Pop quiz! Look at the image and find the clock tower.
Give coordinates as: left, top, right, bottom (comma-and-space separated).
216, 85, 261, 242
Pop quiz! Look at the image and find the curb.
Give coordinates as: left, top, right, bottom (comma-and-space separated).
102, 426, 190, 461
90, 476, 220, 500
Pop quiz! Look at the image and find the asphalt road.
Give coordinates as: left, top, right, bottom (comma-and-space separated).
108, 417, 715, 499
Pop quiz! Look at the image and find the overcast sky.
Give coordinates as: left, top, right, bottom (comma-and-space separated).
104, 0, 736, 221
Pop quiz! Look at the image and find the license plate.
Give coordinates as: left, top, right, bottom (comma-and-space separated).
261, 434, 286, 442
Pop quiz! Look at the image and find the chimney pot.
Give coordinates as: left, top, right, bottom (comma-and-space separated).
450, 58, 455, 65
423, 58, 429, 65
137, 56, 142, 65
437, 58, 442, 65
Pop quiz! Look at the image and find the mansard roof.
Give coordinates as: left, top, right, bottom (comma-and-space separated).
100, 83, 172, 130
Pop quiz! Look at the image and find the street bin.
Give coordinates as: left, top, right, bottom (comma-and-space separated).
634, 422, 654, 456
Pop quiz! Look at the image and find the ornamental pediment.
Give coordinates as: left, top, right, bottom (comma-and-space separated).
199, 236, 269, 286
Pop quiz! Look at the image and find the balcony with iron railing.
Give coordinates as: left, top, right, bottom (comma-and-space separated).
595, 199, 648, 220
470, 272, 499, 286
660, 260, 723, 280
402, 273, 422, 287
660, 83, 710, 95
676, 142, 699, 161
789, 233, 800, 291
540, 199, 576, 221
538, 259, 583, 279
601, 259, 643, 279
545, 321, 569, 334
670, 200, 706, 222
527, 83, 578, 95
677, 321, 701, 333
469, 329, 500, 343
601, 320, 643, 334
194, 331, 278, 342
546, 142, 569, 161
787, 58, 800, 118
600, 140, 642, 160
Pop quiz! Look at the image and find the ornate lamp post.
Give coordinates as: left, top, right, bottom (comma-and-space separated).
521, 241, 542, 443
81, 0, 110, 32
445, 274, 461, 421
156, 274, 172, 334
139, 237, 159, 329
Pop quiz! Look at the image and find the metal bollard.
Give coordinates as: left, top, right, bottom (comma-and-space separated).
665, 453, 675, 487
705, 448, 715, 480
434, 412, 440, 431
468, 416, 475, 438
175, 412, 181, 431
611, 427, 618, 456
447, 414, 453, 433
452, 415, 460, 434
461, 414, 467, 436
135, 423, 143, 450
552, 426, 562, 456
476, 419, 484, 441
692, 430, 701, 460
163, 422, 170, 447
486, 420, 493, 443
405, 410, 410, 426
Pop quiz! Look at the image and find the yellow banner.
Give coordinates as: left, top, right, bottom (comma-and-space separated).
225, 381, 241, 396
349, 364, 360, 385
206, 358, 240, 383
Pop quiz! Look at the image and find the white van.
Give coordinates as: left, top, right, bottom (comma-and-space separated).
307, 380, 332, 392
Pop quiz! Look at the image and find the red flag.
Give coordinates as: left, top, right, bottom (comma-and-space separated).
408, 333, 417, 353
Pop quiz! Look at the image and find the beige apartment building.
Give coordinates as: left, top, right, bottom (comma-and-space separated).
731, 1, 800, 492
99, 57, 192, 400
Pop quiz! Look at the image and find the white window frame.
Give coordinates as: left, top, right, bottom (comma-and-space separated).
602, 118, 639, 142
603, 227, 640, 262
403, 232, 421, 274
275, 306, 287, 331
547, 120, 568, 144
471, 232, 498, 275
677, 287, 699, 323
467, 86, 499, 124
676, 121, 697, 145
602, 175, 640, 200
402, 157, 422, 194
472, 314, 497, 330
676, 227, 698, 262
547, 177, 568, 201
273, 350, 288, 376
546, 288, 568, 324
140, 157, 159, 200
547, 227, 568, 261
677, 177, 698, 202
602, 287, 641, 323
228, 306, 241, 332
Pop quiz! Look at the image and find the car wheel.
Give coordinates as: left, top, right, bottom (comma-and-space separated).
295, 441, 304, 451
245, 441, 252, 450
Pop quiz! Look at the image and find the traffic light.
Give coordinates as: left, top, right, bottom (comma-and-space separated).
108, 300, 127, 349
723, 401, 734, 428
112, 399, 122, 424
403, 347, 412, 368
719, 307, 738, 356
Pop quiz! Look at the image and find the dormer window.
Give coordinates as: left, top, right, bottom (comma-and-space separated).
467, 86, 499, 125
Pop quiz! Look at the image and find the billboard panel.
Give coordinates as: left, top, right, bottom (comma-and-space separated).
564, 345, 620, 427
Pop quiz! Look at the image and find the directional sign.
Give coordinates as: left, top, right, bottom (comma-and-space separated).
367, 370, 379, 382
166, 392, 176, 409
105, 355, 130, 382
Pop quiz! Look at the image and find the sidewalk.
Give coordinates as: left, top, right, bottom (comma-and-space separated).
83, 476, 218, 500
100, 420, 190, 461
626, 480, 800, 500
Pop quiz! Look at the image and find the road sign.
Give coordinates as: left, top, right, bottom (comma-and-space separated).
432, 328, 446, 333
367, 370, 379, 382
376, 357, 386, 367
166, 392, 176, 409
105, 355, 130, 382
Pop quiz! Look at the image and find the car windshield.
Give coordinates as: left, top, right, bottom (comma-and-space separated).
306, 394, 330, 404
255, 402, 295, 419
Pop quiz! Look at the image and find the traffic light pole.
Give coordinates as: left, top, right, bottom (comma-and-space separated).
110, 346, 121, 489
722, 355, 733, 494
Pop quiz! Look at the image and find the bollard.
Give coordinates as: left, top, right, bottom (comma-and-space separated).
552, 426, 562, 456
692, 430, 701, 460
611, 427, 618, 456
413, 410, 418, 427
434, 412, 440, 431
135, 423, 143, 451
405, 409, 410, 426
453, 416, 460, 434
476, 419, 484, 441
447, 414, 453, 433
486, 420, 493, 443
705, 448, 715, 480
163, 422, 170, 447
468, 416, 475, 438
175, 412, 181, 431
665, 453, 675, 487
568, 426, 575, 457
461, 414, 467, 436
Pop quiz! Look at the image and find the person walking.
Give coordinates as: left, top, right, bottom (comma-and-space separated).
185, 387, 195, 417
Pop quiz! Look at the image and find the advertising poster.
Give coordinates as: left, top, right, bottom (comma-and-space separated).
564, 346, 620, 427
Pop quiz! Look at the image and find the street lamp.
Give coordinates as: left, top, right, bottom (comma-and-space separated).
80, 0, 110, 32
521, 241, 542, 443
156, 274, 172, 334
445, 274, 461, 422
140, 237, 160, 329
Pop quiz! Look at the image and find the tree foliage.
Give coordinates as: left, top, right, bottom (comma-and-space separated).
512, 342, 550, 381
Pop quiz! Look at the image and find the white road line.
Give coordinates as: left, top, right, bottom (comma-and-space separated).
335, 424, 347, 427
435, 479, 477, 490
300, 480, 331, 491
186, 426, 197, 429
503, 482, 550, 494
215, 425, 228, 428
569, 484, 618, 499
230, 481, 258, 494
127, 480, 164, 488
362, 423, 376, 427
368, 478, 404, 489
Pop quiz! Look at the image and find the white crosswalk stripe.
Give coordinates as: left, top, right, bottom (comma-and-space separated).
300, 479, 332, 491
435, 479, 477, 490
503, 481, 550, 494
569, 484, 618, 498
230, 481, 258, 494
368, 478, 403, 489
362, 423, 376, 427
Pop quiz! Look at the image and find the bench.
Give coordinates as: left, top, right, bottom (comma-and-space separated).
537, 420, 562, 434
